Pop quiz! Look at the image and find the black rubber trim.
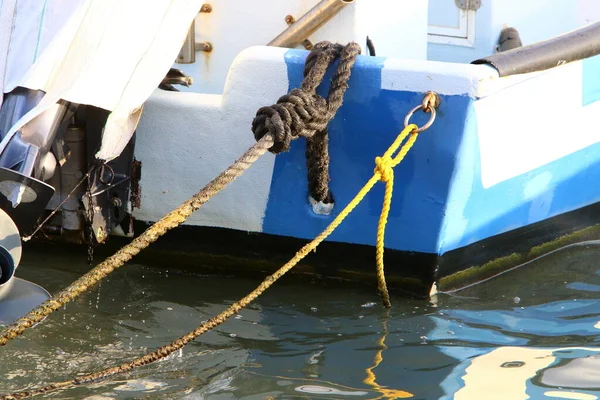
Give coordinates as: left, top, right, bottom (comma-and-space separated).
472, 21, 600, 77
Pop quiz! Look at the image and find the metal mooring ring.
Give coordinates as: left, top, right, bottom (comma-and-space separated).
404, 104, 437, 133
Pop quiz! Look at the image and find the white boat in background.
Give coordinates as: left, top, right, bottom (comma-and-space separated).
1, 0, 600, 315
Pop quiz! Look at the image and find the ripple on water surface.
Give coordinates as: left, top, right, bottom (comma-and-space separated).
2, 243, 600, 398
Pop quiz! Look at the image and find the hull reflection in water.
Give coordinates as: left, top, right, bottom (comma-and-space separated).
4, 241, 600, 398
433, 242, 600, 400
441, 347, 600, 400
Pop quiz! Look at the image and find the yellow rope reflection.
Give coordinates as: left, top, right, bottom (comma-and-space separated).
364, 311, 413, 399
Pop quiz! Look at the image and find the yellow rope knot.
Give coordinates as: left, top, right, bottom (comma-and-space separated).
374, 156, 394, 183
372, 124, 419, 308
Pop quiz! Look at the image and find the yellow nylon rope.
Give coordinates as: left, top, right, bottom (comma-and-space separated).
0, 124, 422, 400
361, 125, 420, 397
373, 125, 419, 307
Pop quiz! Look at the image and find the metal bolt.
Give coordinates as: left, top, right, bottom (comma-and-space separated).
195, 42, 213, 52
111, 197, 122, 207
302, 39, 313, 50
200, 4, 212, 13
285, 15, 295, 25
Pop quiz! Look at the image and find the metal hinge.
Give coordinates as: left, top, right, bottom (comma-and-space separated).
455, 0, 481, 11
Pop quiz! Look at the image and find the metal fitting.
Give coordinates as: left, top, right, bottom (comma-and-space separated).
195, 42, 213, 52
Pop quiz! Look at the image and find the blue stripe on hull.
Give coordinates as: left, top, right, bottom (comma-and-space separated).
262, 50, 600, 256
442, 55, 600, 252
441, 110, 600, 253
262, 49, 471, 254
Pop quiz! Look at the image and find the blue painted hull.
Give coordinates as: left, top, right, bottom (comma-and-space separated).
259, 49, 600, 261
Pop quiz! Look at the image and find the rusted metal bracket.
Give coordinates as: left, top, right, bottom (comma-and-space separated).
176, 3, 213, 64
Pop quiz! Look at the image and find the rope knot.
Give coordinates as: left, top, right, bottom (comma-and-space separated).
252, 89, 329, 154
250, 41, 361, 204
251, 41, 361, 155
374, 156, 393, 182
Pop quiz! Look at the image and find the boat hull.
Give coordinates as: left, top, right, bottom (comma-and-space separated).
124, 45, 600, 294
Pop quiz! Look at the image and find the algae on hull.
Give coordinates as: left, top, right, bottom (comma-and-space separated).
438, 224, 600, 292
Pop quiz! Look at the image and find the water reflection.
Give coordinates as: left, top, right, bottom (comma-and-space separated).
1, 242, 600, 398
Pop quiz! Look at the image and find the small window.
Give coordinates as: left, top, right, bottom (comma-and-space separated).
427, 0, 476, 47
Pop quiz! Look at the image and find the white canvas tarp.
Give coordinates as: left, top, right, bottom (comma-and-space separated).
0, 0, 202, 161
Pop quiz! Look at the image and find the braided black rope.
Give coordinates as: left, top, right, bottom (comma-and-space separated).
252, 41, 361, 204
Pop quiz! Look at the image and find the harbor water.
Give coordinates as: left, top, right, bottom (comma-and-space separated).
2, 241, 600, 399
